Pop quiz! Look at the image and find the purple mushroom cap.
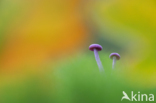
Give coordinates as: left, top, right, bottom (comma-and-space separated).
89, 44, 103, 51
109, 53, 120, 60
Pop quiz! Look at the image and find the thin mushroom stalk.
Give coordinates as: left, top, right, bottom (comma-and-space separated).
94, 49, 103, 72
112, 56, 117, 69
89, 44, 104, 72
109, 53, 120, 69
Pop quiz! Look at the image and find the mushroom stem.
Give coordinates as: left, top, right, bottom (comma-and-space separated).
112, 56, 117, 69
94, 49, 104, 72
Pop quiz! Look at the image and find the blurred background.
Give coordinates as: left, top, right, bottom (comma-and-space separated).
0, 0, 156, 103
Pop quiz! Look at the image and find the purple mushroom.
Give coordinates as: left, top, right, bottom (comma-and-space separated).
89, 44, 104, 72
109, 53, 120, 69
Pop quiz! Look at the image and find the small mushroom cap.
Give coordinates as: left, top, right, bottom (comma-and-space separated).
109, 53, 120, 60
89, 44, 102, 51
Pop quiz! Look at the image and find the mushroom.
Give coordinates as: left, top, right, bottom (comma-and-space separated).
89, 44, 104, 72
109, 53, 120, 69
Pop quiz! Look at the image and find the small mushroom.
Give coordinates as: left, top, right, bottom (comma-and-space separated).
109, 53, 120, 69
89, 44, 104, 72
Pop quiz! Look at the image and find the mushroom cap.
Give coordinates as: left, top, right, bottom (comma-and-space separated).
109, 53, 120, 60
89, 44, 102, 51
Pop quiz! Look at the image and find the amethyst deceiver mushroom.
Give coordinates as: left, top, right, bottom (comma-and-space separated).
109, 53, 120, 69
89, 44, 104, 72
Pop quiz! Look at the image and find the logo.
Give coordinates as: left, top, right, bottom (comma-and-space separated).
121, 91, 154, 101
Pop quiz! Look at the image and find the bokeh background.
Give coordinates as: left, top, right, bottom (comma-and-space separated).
0, 0, 156, 103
